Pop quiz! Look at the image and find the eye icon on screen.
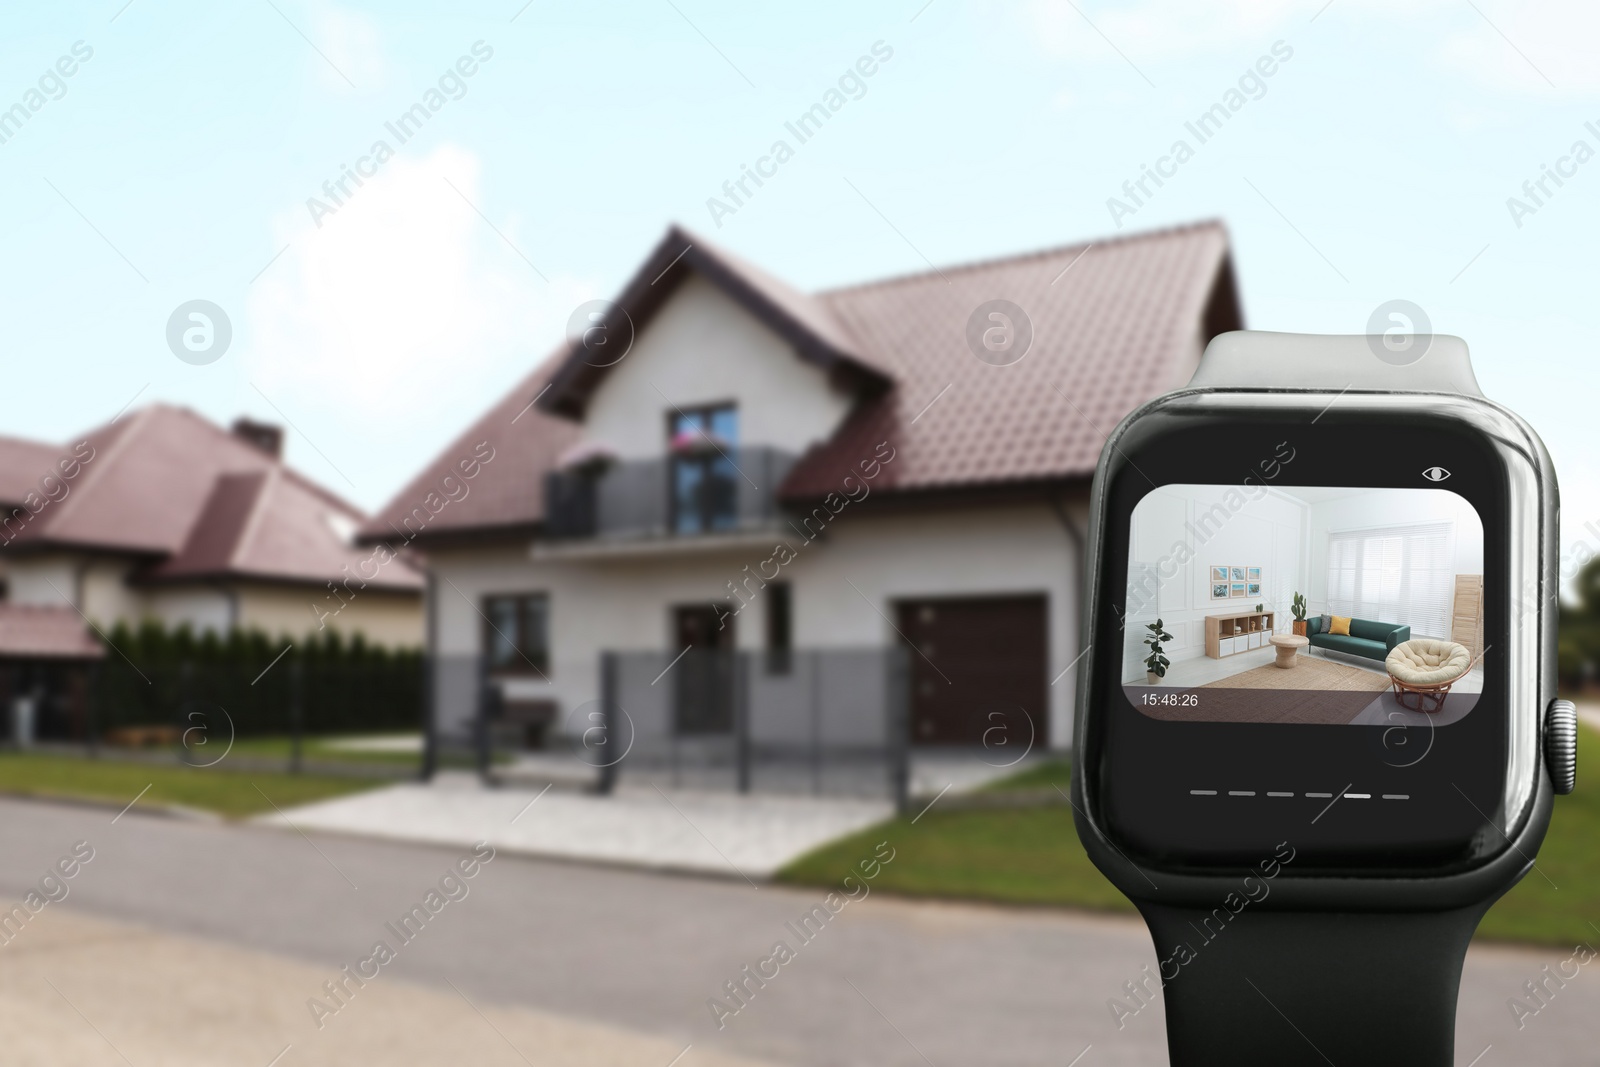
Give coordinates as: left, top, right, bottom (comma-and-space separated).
1421, 467, 1451, 482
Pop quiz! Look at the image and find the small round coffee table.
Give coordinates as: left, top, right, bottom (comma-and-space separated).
1269, 633, 1309, 668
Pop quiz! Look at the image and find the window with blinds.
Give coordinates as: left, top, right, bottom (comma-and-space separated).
1325, 522, 1454, 638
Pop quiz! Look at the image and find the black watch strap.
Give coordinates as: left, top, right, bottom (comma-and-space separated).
1137, 899, 1491, 1067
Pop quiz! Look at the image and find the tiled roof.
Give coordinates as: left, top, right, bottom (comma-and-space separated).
3, 405, 420, 591
0, 433, 72, 509
0, 604, 104, 659
538, 226, 892, 419
786, 220, 1237, 495
366, 219, 1239, 540
357, 355, 580, 546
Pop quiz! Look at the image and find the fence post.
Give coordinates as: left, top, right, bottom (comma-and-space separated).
177, 660, 194, 759
887, 645, 911, 814
420, 653, 437, 781
810, 650, 821, 796
289, 659, 304, 774
475, 658, 496, 786
85, 662, 100, 759
597, 651, 617, 795
735, 651, 751, 795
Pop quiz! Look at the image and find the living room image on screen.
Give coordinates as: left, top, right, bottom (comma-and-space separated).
1121, 485, 1485, 726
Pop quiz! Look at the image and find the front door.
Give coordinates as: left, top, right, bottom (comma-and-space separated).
673, 605, 735, 734
896, 595, 1048, 747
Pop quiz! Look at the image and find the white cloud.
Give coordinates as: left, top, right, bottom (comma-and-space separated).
1435, 1, 1600, 94
245, 143, 592, 457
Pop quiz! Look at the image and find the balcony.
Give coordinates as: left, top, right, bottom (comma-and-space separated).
543, 446, 798, 548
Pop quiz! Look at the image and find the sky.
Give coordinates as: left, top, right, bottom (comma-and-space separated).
2, 0, 1598, 579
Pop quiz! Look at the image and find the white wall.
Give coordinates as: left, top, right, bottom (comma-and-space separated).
1303, 488, 1483, 611
6, 554, 84, 609
145, 586, 233, 634
5, 550, 419, 645
428, 501, 1083, 748
579, 273, 855, 457
1124, 485, 1307, 681
82, 558, 147, 628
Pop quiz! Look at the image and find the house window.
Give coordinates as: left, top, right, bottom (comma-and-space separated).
1325, 522, 1454, 638
669, 404, 739, 534
766, 582, 792, 674
484, 593, 549, 674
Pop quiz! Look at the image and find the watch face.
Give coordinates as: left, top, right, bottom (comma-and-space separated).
1084, 401, 1528, 873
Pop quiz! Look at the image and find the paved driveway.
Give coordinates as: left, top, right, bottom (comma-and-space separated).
254, 773, 894, 878
0, 796, 1592, 1065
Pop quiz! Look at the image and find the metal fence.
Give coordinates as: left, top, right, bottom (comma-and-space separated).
543, 446, 799, 541
8, 646, 912, 800
453, 647, 910, 803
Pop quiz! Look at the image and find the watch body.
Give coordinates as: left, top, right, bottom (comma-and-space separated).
1070, 332, 1560, 1066
1073, 345, 1557, 909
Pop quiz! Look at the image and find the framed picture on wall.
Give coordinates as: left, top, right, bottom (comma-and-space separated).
1248, 582, 1261, 597
1231, 567, 1245, 581
1248, 567, 1261, 580
1210, 566, 1228, 582
1211, 583, 1229, 599
1231, 582, 1246, 598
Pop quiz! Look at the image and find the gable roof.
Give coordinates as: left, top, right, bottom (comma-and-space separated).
784, 219, 1238, 497
365, 219, 1241, 543
2, 405, 420, 591
357, 354, 581, 547
0, 433, 71, 510
538, 225, 893, 419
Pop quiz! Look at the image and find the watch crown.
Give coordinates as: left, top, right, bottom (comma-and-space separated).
1546, 699, 1578, 796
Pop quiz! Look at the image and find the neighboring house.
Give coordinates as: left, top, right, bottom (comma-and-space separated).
0, 405, 423, 648
0, 432, 69, 603
362, 219, 1242, 759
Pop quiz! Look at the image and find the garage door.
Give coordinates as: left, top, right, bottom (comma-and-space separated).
895, 595, 1048, 748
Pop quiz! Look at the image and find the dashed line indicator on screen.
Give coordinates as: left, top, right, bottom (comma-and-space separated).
1190, 790, 1411, 800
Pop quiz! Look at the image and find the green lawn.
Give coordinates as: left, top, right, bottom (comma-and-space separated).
227, 733, 423, 769
779, 733, 1600, 947
0, 751, 380, 819
780, 759, 1129, 912
1480, 725, 1600, 944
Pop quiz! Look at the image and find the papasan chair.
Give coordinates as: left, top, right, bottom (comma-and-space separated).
1385, 639, 1476, 713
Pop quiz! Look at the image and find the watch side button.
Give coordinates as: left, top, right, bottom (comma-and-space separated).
1546, 699, 1577, 796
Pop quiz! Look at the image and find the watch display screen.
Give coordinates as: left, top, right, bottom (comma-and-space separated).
1124, 485, 1484, 728
1086, 407, 1514, 872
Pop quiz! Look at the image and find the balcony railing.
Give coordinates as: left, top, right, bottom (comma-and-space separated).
544, 446, 798, 541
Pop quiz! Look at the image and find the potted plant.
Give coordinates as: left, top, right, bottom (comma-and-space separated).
1144, 618, 1174, 684
1292, 592, 1308, 636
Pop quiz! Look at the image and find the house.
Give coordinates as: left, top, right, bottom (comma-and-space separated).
0, 405, 424, 648
361, 220, 1242, 767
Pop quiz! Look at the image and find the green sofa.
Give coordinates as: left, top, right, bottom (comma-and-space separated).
1306, 616, 1410, 663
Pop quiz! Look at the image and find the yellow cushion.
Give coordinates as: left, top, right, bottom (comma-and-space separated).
1329, 615, 1352, 636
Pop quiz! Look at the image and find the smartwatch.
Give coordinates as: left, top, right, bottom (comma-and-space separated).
1071, 330, 1576, 1067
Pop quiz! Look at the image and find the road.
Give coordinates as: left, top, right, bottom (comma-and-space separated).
0, 796, 1592, 1066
